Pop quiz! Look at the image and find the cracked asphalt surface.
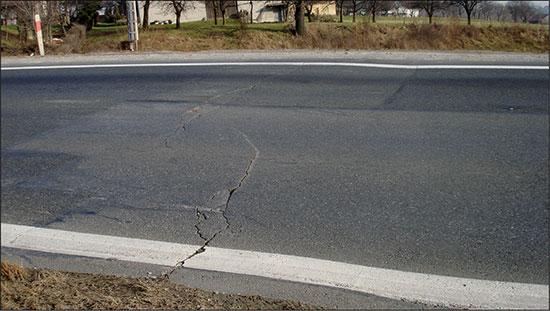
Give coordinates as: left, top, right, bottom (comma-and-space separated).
1, 62, 548, 288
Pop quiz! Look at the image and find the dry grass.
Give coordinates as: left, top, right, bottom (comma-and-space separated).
82, 22, 548, 54
1, 261, 317, 310
0, 29, 35, 55
245, 23, 549, 52
2, 21, 548, 56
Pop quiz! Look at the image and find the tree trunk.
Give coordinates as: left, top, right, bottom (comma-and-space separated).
352, 3, 356, 22
466, 11, 471, 25
64, 0, 70, 30
339, 4, 343, 23
142, 0, 150, 29
176, 11, 181, 29
295, 0, 305, 35
18, 24, 23, 43
428, 12, 432, 24
372, 11, 376, 23
305, 7, 312, 22
222, 9, 225, 25
214, 6, 218, 25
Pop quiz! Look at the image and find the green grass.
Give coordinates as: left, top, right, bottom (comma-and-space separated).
88, 19, 290, 41
319, 15, 547, 28
1, 25, 20, 35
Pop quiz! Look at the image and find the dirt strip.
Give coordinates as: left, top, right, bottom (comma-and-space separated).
1, 261, 319, 310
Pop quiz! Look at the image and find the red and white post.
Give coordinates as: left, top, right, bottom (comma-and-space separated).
34, 14, 45, 56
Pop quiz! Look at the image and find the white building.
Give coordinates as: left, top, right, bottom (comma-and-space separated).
237, 1, 287, 23
138, 1, 207, 25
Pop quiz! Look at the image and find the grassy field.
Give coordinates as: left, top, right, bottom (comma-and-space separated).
340, 15, 548, 27
1, 17, 548, 55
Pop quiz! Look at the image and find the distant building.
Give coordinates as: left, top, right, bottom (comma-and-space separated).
386, 7, 420, 18
235, 1, 336, 24
205, 1, 239, 20
138, 1, 207, 25
310, 1, 337, 16
237, 1, 287, 23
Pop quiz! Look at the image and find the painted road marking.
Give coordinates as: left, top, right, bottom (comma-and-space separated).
1, 223, 547, 309
1, 62, 548, 71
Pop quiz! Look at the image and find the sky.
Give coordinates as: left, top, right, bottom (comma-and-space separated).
523, 1, 548, 8
498, 1, 548, 7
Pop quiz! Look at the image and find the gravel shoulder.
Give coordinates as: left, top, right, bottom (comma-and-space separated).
1, 50, 548, 67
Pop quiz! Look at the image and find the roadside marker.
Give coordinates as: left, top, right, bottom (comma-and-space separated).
33, 14, 45, 57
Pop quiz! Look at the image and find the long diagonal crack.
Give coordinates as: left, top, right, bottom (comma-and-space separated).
164, 83, 257, 149
164, 130, 260, 278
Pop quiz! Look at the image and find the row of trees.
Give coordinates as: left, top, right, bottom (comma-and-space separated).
1, 0, 545, 41
1, 0, 105, 43
407, 1, 543, 25
147, 0, 545, 35
332, 0, 545, 25
144, 1, 240, 29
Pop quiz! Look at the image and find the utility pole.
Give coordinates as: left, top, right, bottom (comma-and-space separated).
126, 0, 139, 51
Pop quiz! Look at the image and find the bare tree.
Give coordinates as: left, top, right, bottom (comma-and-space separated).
60, 0, 76, 34
335, 0, 345, 22
349, 0, 366, 23
209, 0, 219, 25
9, 1, 57, 41
476, 1, 505, 22
162, 0, 193, 29
507, 1, 536, 23
281, 0, 305, 34
493, 1, 507, 22
507, 1, 521, 22
404, 0, 449, 24
142, 0, 150, 29
295, 0, 305, 35
8, 1, 36, 42
303, 1, 314, 22
452, 0, 479, 25
216, 0, 235, 25
365, 0, 392, 23
249, 0, 253, 23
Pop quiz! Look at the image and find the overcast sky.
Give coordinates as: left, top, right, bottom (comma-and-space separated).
531, 1, 549, 7
498, 1, 548, 7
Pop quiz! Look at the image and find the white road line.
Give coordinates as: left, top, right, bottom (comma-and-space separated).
1, 223, 547, 309
1, 62, 548, 71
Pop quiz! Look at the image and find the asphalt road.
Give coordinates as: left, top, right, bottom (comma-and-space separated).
1, 61, 548, 288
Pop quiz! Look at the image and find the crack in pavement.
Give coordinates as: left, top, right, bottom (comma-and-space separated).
163, 106, 203, 149
160, 78, 266, 278
163, 129, 260, 279
163, 84, 258, 149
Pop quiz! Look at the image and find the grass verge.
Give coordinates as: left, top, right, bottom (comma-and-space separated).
2, 19, 548, 56
1, 261, 318, 310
